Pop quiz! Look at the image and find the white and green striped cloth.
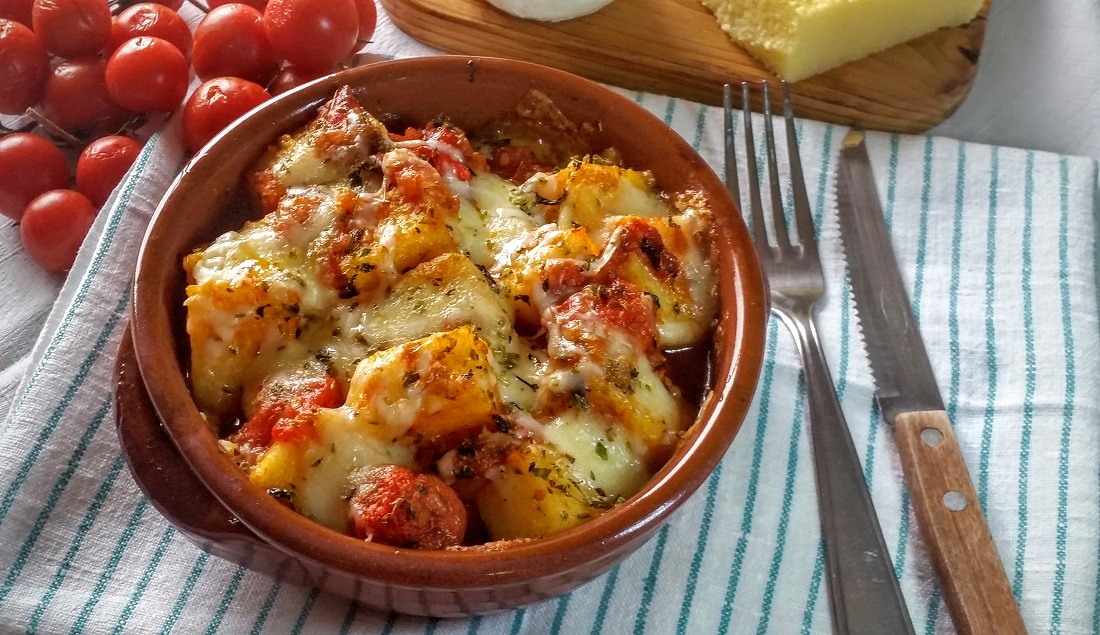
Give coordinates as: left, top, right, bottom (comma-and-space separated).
1, 23, 1099, 635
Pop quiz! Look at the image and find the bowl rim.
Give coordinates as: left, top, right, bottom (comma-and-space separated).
130, 55, 768, 589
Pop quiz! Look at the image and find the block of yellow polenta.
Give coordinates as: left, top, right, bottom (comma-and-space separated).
700, 0, 983, 82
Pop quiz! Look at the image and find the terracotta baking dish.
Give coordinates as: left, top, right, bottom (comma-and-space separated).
122, 56, 768, 616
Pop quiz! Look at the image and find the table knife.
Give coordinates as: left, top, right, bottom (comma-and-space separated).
834, 130, 1027, 635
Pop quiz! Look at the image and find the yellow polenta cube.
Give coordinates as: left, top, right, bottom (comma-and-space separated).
249, 442, 302, 491
700, 0, 983, 82
345, 325, 501, 450
342, 206, 458, 295
492, 226, 601, 328
552, 162, 670, 236
184, 274, 300, 422
475, 443, 601, 541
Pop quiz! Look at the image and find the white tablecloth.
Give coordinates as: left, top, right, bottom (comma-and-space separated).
1, 3, 1098, 633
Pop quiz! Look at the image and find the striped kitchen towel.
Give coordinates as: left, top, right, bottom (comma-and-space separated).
0, 74, 1097, 635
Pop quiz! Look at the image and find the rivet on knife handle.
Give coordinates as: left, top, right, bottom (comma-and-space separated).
834, 130, 1027, 635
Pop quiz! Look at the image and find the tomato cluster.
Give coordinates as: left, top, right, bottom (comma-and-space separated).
0, 0, 379, 273
184, 0, 377, 154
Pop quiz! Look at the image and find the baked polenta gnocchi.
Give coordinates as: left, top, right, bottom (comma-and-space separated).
183, 86, 718, 549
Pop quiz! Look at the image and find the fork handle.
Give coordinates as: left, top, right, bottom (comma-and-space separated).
778, 308, 916, 635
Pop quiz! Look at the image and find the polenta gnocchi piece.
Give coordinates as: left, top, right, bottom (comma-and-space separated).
545, 160, 671, 238
540, 279, 691, 464
594, 217, 715, 348
344, 326, 502, 456
339, 148, 460, 296
473, 442, 606, 541
184, 262, 304, 422
354, 252, 515, 352
250, 86, 392, 212
490, 225, 601, 328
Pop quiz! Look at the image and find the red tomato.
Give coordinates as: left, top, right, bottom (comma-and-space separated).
232, 371, 341, 451
192, 4, 279, 85
19, 189, 96, 273
555, 279, 659, 353
351, 0, 376, 50
75, 135, 143, 207
266, 64, 325, 95
143, 0, 182, 8
0, 133, 70, 221
40, 57, 133, 135
347, 465, 466, 550
0, 0, 33, 26
106, 3, 190, 58
105, 36, 188, 113
263, 0, 358, 72
208, 0, 265, 9
183, 76, 271, 154
0, 19, 48, 114
31, 0, 111, 57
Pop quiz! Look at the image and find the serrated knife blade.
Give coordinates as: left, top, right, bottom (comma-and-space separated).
835, 129, 1026, 635
833, 133, 943, 423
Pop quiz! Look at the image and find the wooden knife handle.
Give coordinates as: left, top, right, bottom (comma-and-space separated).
894, 410, 1026, 635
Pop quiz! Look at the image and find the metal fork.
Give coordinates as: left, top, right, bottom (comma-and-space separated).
724, 82, 915, 635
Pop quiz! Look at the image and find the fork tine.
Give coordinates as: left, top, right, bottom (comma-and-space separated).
723, 84, 741, 208
761, 81, 791, 250
741, 83, 768, 250
782, 81, 817, 257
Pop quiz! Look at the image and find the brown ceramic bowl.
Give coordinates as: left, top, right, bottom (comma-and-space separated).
128, 56, 767, 616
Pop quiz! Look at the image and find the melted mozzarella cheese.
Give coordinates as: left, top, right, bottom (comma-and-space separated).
189, 189, 346, 317
268, 139, 346, 187
494, 336, 546, 412
541, 409, 650, 498
450, 172, 537, 268
664, 208, 718, 332
353, 253, 515, 355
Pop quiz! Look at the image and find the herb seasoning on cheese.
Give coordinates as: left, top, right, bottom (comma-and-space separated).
183, 86, 718, 549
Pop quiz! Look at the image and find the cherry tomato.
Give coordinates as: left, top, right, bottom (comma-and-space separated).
31, 0, 111, 57
20, 189, 96, 273
183, 76, 271, 154
41, 57, 133, 135
0, 133, 70, 221
106, 0, 182, 8
263, 0, 358, 72
351, 0, 376, 50
0, 0, 33, 26
105, 36, 188, 113
75, 135, 143, 207
208, 0, 266, 9
347, 465, 466, 550
0, 19, 48, 114
192, 4, 279, 85
266, 64, 325, 95
106, 2, 190, 58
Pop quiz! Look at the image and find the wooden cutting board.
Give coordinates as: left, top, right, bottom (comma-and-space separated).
381, 0, 991, 134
